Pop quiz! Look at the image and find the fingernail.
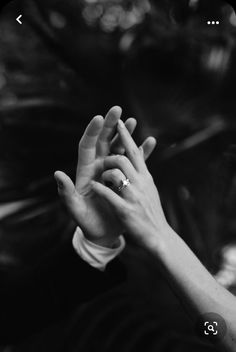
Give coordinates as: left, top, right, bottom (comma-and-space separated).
118, 120, 125, 128
56, 179, 63, 189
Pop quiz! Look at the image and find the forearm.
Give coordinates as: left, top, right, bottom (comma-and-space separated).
88, 119, 236, 348
146, 226, 236, 351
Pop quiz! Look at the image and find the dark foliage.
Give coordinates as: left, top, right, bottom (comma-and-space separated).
0, 0, 236, 350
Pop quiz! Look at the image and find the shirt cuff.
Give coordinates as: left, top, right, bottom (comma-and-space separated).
72, 227, 126, 271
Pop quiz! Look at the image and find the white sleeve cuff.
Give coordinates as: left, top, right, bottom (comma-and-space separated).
72, 227, 126, 271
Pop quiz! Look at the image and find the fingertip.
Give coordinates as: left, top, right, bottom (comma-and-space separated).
54, 170, 70, 183
118, 119, 125, 129
111, 105, 122, 114
146, 136, 157, 148
125, 117, 137, 128
150, 136, 157, 145
54, 170, 63, 180
54, 171, 75, 196
93, 115, 104, 123
106, 106, 122, 123
88, 115, 104, 134
90, 180, 100, 193
127, 117, 137, 124
54, 171, 64, 189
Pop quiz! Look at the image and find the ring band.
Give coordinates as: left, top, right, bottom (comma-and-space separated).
118, 178, 131, 192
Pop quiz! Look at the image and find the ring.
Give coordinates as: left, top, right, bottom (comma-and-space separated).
118, 178, 131, 192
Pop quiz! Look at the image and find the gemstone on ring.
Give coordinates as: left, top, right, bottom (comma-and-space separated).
118, 178, 131, 192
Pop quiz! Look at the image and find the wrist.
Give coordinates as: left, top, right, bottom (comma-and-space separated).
143, 223, 176, 257
73, 229, 125, 271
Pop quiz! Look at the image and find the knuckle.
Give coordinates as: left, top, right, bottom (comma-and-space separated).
124, 205, 137, 221
115, 154, 125, 164
142, 169, 153, 180
111, 169, 119, 178
78, 140, 85, 150
146, 171, 153, 181
130, 147, 139, 157
116, 154, 124, 161
118, 204, 132, 219
101, 171, 107, 181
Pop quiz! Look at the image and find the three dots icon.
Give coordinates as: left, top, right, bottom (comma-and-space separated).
207, 21, 220, 25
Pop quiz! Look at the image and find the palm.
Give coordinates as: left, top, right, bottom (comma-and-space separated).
73, 158, 123, 242
79, 191, 122, 240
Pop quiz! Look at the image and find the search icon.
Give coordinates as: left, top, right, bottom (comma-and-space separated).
196, 312, 227, 341
207, 324, 215, 332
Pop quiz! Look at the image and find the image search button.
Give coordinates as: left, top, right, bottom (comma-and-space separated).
196, 312, 227, 342
204, 321, 218, 335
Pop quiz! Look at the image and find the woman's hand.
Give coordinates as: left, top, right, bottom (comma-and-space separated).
54, 106, 156, 247
91, 119, 170, 249
75, 116, 236, 352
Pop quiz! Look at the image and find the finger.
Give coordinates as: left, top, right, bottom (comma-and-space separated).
54, 170, 76, 199
78, 115, 104, 167
110, 118, 137, 155
96, 106, 122, 157
76, 115, 104, 190
91, 181, 125, 214
140, 137, 157, 161
102, 168, 127, 188
139, 146, 144, 159
117, 120, 146, 172
103, 155, 136, 181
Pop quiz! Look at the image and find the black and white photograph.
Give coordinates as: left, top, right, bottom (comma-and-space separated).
0, 0, 236, 351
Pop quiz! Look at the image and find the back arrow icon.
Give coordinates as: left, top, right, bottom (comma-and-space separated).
16, 14, 22, 24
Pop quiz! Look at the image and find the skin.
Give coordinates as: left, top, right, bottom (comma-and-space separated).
91, 119, 236, 352
54, 106, 156, 247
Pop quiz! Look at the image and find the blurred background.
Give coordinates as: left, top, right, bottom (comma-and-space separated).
1, 0, 236, 351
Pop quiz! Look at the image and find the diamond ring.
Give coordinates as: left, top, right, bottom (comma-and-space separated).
118, 178, 131, 192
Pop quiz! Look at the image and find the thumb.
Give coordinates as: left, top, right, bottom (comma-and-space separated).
54, 170, 75, 199
54, 171, 86, 227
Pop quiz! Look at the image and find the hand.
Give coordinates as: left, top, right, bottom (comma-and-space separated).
91, 119, 169, 248
54, 106, 156, 247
